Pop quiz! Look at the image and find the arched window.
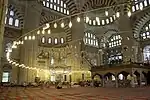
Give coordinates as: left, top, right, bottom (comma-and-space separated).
41, 37, 46, 43
106, 34, 123, 65
5, 9, 20, 28
83, 32, 99, 47
43, 0, 69, 15
54, 38, 58, 44
10, 10, 14, 16
132, 0, 149, 12
140, 20, 150, 40
8, 17, 13, 25
15, 19, 19, 27
118, 74, 123, 80
48, 38, 52, 44
108, 34, 122, 48
60, 37, 64, 44
143, 45, 150, 63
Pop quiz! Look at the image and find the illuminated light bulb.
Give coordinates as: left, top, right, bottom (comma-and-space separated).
127, 11, 131, 17
26, 66, 29, 69
61, 22, 65, 28
105, 11, 108, 16
77, 17, 80, 22
116, 12, 120, 18
43, 23, 50, 30
12, 62, 16, 65
18, 41, 21, 44
48, 29, 51, 34
97, 21, 100, 25
42, 30, 45, 34
37, 30, 40, 34
13, 41, 17, 45
28, 67, 31, 70
24, 36, 27, 40
69, 21, 72, 28
28, 36, 32, 40
93, 20, 96, 25
21, 41, 24, 44
15, 63, 19, 66
96, 17, 99, 22
19, 65, 22, 67
146, 27, 148, 31
12, 45, 17, 49
33, 67, 36, 70
46, 23, 50, 28
54, 23, 57, 28
110, 17, 113, 22
113, 15, 116, 20
102, 20, 105, 25
106, 19, 109, 24
7, 59, 10, 61
86, 17, 89, 23
32, 35, 35, 40
9, 61, 13, 63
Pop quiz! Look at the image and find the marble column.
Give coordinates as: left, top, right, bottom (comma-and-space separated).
0, 0, 8, 82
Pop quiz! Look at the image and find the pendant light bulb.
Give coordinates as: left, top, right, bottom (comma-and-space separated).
18, 41, 21, 44
42, 30, 45, 34
29, 36, 32, 40
21, 41, 24, 44
54, 23, 57, 28
69, 21, 72, 28
37, 30, 40, 34
96, 17, 99, 22
77, 17, 80, 22
116, 12, 120, 18
61, 22, 65, 28
24, 36, 27, 40
48, 29, 51, 34
32, 35, 35, 40
105, 11, 108, 16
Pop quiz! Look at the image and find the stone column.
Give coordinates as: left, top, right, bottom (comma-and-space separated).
102, 75, 105, 87
19, 1, 42, 84
0, 0, 8, 82
115, 74, 118, 88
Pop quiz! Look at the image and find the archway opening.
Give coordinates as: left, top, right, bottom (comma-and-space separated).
92, 74, 102, 87
117, 71, 130, 87
143, 45, 150, 63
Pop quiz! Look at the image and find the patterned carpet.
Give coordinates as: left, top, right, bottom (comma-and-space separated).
0, 87, 150, 100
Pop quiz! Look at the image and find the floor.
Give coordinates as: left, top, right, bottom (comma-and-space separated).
0, 86, 150, 100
